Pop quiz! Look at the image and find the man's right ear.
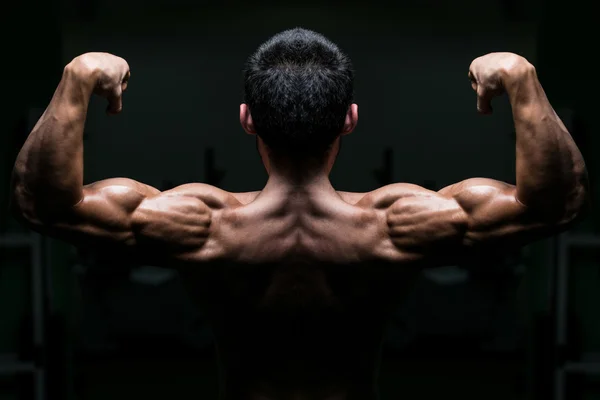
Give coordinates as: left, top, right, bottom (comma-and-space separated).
240, 104, 257, 135
341, 103, 358, 136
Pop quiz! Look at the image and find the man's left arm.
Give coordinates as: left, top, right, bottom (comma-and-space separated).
10, 54, 215, 263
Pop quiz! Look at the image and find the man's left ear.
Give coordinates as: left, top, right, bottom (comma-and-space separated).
341, 103, 358, 136
240, 103, 257, 135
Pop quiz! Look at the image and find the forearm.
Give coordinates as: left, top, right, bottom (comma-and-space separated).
11, 64, 95, 218
507, 65, 588, 220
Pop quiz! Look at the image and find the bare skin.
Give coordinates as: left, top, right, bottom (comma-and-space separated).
11, 52, 588, 400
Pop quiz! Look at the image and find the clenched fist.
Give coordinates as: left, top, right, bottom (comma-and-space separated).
468, 52, 533, 114
68, 52, 130, 115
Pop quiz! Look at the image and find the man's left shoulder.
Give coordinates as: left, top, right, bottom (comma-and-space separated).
230, 191, 261, 205
166, 183, 250, 208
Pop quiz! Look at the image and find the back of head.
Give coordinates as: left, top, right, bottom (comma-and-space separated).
244, 28, 354, 157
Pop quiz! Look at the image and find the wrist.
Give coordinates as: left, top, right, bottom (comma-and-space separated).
502, 59, 537, 95
63, 57, 100, 94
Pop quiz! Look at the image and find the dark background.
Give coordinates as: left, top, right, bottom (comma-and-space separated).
1, 0, 599, 399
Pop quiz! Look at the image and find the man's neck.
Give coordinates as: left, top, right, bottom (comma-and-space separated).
257, 143, 340, 196
262, 170, 337, 196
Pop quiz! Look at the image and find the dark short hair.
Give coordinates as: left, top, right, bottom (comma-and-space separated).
244, 28, 354, 157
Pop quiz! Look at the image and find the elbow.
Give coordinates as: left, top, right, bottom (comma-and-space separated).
565, 161, 592, 223
573, 188, 592, 223
532, 166, 591, 229
558, 182, 591, 229
9, 181, 39, 228
10, 167, 30, 221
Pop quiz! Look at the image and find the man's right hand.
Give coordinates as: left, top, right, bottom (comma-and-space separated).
68, 52, 131, 115
468, 52, 532, 114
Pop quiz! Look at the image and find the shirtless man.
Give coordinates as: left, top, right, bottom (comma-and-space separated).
10, 28, 588, 399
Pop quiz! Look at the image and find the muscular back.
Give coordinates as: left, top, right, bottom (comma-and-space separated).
14, 176, 578, 398
20, 176, 570, 302
57, 177, 552, 266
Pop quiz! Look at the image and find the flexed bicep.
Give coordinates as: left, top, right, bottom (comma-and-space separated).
26, 178, 159, 246
384, 178, 576, 263
439, 178, 570, 249
386, 192, 467, 252
132, 190, 213, 252
24, 179, 213, 263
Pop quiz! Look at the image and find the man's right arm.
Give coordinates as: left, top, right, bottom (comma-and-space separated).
381, 53, 589, 262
